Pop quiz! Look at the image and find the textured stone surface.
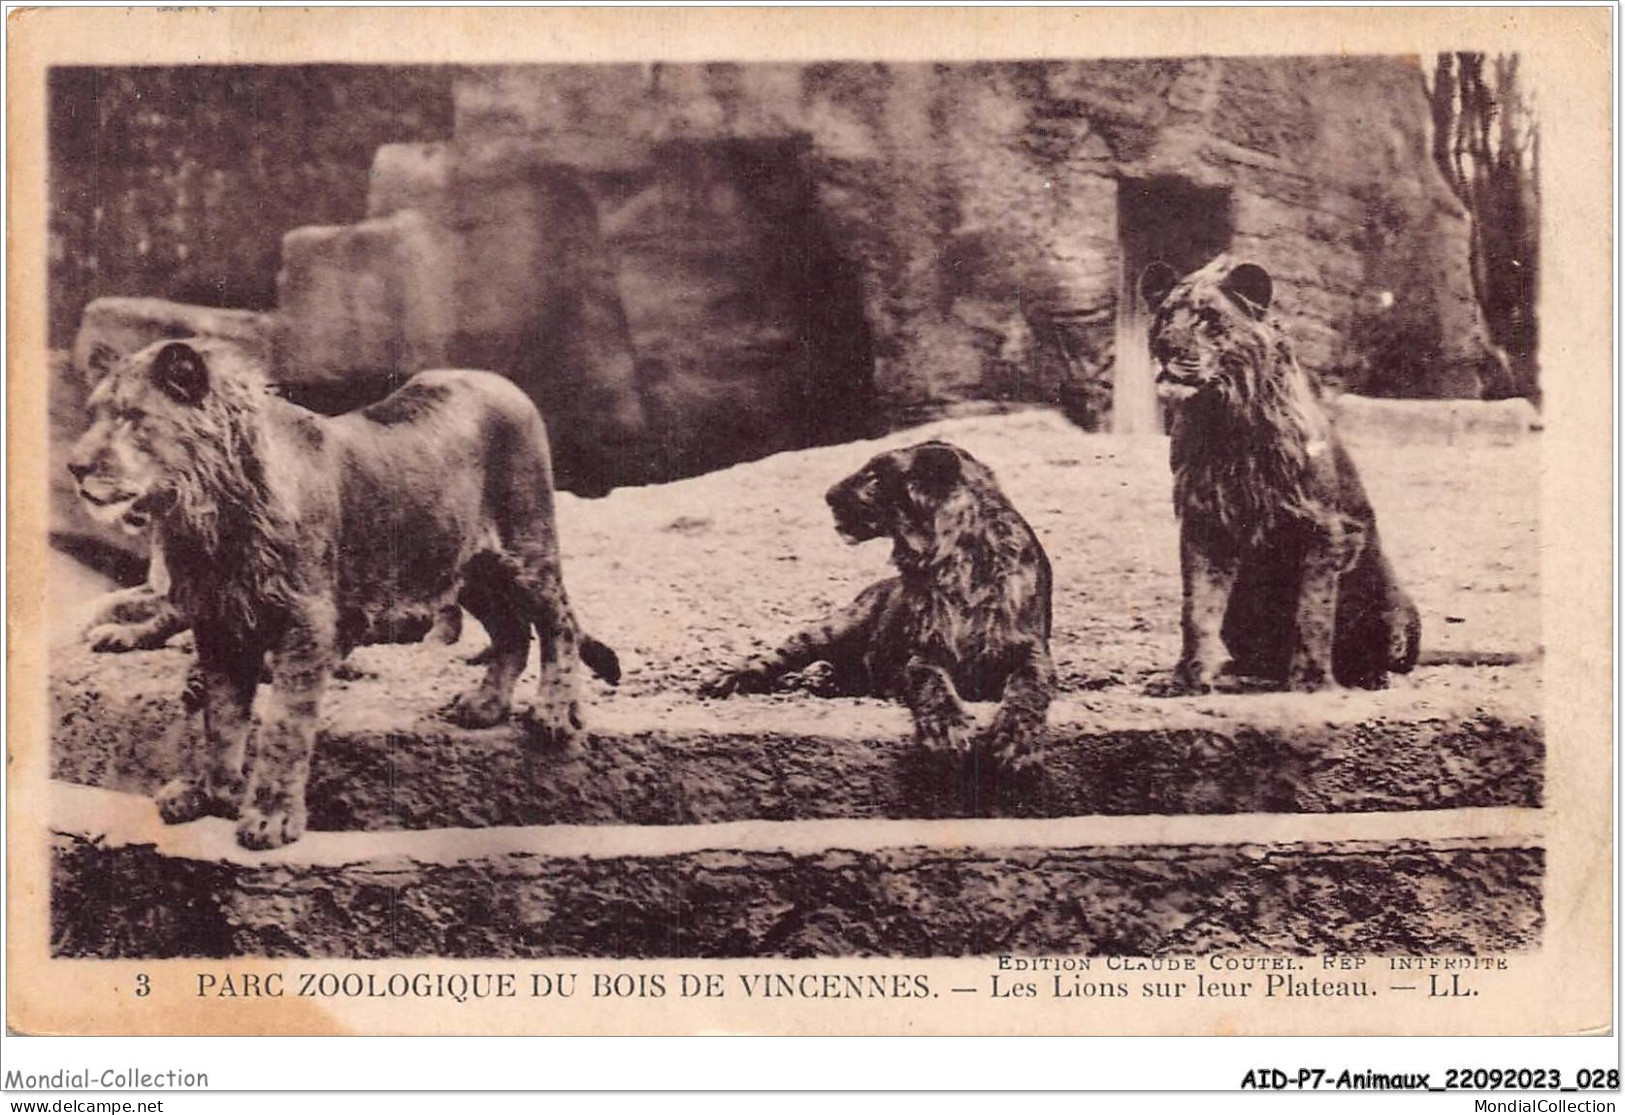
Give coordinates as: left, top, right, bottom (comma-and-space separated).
365, 142, 454, 221
51, 61, 1500, 490
51, 820, 1543, 958
70, 297, 278, 379
447, 57, 1495, 431
361, 136, 872, 487
275, 211, 457, 385
352, 141, 650, 491
50, 638, 1544, 830
48, 67, 454, 347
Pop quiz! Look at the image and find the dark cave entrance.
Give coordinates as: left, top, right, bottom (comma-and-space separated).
612, 137, 879, 482
276, 138, 881, 493
724, 138, 880, 455
1115, 176, 1233, 433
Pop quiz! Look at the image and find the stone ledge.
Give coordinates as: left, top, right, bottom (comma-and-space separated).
51, 642, 1543, 830
71, 297, 279, 380
49, 785, 1544, 959
1330, 394, 1541, 446
275, 211, 457, 384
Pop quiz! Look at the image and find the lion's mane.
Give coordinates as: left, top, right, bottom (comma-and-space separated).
146, 348, 301, 635
1161, 277, 1334, 547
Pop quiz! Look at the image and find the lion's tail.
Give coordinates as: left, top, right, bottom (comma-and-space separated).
581, 633, 622, 686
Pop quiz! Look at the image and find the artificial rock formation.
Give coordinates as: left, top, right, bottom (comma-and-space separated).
61, 59, 1499, 492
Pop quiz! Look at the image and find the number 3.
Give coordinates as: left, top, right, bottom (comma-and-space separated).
134, 973, 150, 998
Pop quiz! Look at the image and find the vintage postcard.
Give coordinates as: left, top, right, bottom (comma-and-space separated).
5, 6, 1612, 1041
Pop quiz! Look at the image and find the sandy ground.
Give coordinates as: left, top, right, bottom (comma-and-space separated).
551, 408, 1539, 700
47, 407, 1540, 710
46, 406, 1543, 838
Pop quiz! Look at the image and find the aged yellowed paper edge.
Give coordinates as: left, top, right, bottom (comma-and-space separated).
6, 5, 1612, 1037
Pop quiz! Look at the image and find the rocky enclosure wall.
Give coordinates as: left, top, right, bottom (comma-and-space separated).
452, 58, 1491, 403
48, 66, 455, 347
56, 59, 1499, 493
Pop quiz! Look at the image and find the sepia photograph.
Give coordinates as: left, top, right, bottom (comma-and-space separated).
5, 7, 1610, 1047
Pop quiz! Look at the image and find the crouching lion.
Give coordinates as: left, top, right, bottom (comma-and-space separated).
80, 548, 190, 652
1138, 256, 1421, 692
699, 440, 1055, 767
67, 339, 618, 849
81, 539, 466, 656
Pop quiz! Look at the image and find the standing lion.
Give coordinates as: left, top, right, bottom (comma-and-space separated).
67, 339, 618, 849
1138, 256, 1420, 693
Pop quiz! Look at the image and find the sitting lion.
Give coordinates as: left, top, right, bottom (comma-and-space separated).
1138, 257, 1420, 692
699, 441, 1055, 766
67, 339, 618, 849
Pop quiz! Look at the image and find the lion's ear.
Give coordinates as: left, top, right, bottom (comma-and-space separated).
1221, 262, 1274, 319
1138, 262, 1180, 310
151, 341, 210, 406
84, 341, 123, 382
908, 442, 963, 500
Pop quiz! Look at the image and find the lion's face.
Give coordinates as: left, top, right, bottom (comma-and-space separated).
825, 441, 973, 548
1139, 258, 1276, 407
1147, 291, 1239, 404
67, 341, 215, 533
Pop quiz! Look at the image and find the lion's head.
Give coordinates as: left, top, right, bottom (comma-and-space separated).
67, 339, 270, 538
1137, 257, 1331, 536
1138, 256, 1287, 410
825, 441, 997, 564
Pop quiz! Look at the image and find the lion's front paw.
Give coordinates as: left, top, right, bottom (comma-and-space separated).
984, 707, 1044, 770
236, 804, 306, 850
156, 778, 216, 824
87, 623, 153, 653
446, 687, 511, 729
1161, 658, 1221, 696
1286, 654, 1333, 692
697, 665, 771, 699
1280, 650, 1332, 695
523, 701, 584, 752
913, 706, 973, 754
781, 660, 841, 697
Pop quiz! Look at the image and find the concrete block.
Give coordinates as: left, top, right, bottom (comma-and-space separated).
276, 210, 457, 384
366, 142, 453, 222
1331, 394, 1542, 447
71, 297, 277, 383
